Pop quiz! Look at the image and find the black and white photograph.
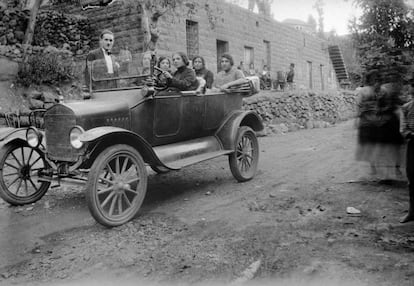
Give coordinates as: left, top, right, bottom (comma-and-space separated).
0, 0, 413, 285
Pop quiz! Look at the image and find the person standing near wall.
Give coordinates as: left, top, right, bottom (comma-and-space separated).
119, 42, 132, 74
286, 63, 295, 90
247, 63, 257, 77
237, 61, 247, 76
399, 82, 414, 223
260, 65, 271, 90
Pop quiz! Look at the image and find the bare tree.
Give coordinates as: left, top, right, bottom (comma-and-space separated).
245, 0, 273, 15
313, 0, 325, 37
23, 0, 43, 47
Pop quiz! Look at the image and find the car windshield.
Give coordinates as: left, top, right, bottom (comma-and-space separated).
89, 52, 152, 91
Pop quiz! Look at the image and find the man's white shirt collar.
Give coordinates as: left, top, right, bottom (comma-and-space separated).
102, 48, 113, 74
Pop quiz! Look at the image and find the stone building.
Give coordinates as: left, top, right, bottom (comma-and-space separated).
282, 19, 317, 36
51, 0, 340, 90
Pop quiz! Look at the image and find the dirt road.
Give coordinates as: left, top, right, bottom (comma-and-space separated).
0, 120, 413, 286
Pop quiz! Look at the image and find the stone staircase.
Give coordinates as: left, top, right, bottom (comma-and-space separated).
328, 45, 350, 88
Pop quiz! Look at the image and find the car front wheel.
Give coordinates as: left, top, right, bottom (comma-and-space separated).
0, 142, 51, 205
229, 126, 259, 182
86, 144, 148, 227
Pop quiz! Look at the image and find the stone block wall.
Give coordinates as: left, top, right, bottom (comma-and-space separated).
50, 0, 338, 91
243, 90, 357, 134
50, 0, 144, 55
155, 1, 338, 91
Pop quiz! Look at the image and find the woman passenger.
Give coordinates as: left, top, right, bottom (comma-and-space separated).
155, 56, 171, 86
161, 52, 199, 91
193, 56, 214, 89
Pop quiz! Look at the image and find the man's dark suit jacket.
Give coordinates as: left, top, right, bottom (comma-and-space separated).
84, 48, 118, 91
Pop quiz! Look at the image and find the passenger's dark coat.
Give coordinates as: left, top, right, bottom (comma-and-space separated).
168, 66, 199, 91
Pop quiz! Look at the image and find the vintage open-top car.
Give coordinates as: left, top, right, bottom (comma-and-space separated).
0, 55, 263, 227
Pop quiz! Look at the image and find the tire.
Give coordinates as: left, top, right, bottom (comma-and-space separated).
150, 165, 170, 174
229, 126, 259, 182
86, 144, 148, 227
0, 142, 50, 205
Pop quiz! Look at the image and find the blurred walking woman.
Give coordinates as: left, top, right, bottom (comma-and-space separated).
373, 82, 404, 179
193, 56, 214, 89
355, 70, 380, 175
162, 52, 199, 91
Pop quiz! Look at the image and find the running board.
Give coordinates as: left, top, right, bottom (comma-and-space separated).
166, 150, 232, 169
153, 136, 233, 169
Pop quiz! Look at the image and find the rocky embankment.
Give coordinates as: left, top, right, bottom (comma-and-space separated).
0, 4, 91, 60
243, 89, 357, 135
0, 84, 358, 132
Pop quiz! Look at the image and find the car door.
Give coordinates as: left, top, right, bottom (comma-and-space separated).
202, 91, 243, 131
152, 91, 206, 145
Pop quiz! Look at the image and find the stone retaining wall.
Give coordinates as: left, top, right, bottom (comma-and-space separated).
243, 89, 357, 135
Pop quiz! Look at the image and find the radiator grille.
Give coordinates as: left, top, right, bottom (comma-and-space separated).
44, 106, 79, 162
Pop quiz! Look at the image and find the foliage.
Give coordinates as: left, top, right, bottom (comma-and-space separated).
350, 0, 414, 83
33, 10, 92, 53
17, 47, 75, 86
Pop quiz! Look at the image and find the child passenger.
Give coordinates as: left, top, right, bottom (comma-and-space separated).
155, 56, 171, 86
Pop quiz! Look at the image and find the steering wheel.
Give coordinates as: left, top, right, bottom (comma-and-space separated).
152, 67, 169, 91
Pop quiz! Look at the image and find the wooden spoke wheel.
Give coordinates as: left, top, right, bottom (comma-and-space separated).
86, 144, 147, 227
0, 142, 50, 205
229, 126, 259, 182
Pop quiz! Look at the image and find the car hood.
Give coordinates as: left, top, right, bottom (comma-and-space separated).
63, 99, 129, 118
45, 99, 130, 131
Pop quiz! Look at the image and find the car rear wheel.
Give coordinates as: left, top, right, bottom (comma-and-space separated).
229, 126, 259, 182
86, 144, 148, 227
0, 142, 51, 205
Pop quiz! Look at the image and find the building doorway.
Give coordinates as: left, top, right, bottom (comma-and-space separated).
216, 40, 229, 72
244, 46, 254, 71
186, 20, 199, 60
263, 40, 271, 69
320, 64, 324, 90
307, 61, 313, 89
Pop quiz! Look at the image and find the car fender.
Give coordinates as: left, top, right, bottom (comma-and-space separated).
215, 110, 263, 150
0, 127, 28, 146
80, 126, 165, 167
